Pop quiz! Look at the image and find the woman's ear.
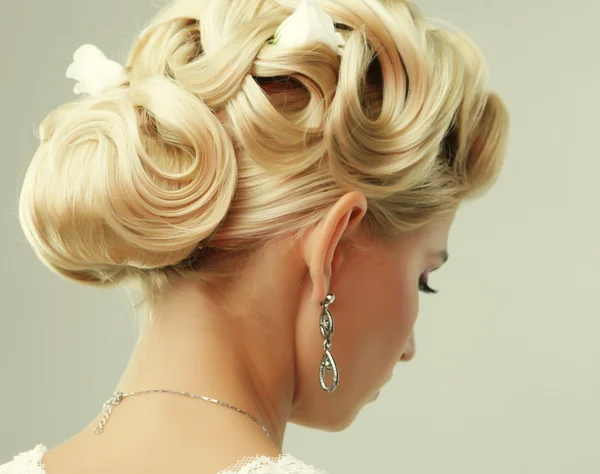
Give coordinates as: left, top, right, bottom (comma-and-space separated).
305, 191, 367, 305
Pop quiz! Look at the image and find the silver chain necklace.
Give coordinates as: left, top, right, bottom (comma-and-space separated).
94, 389, 271, 440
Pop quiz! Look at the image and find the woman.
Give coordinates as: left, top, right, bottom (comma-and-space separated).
1, 0, 509, 472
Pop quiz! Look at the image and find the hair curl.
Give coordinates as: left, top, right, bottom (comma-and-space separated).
19, 0, 509, 299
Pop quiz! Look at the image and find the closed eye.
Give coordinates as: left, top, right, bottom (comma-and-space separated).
419, 249, 449, 295
419, 275, 438, 295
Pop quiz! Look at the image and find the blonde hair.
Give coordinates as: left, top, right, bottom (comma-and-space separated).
19, 0, 509, 300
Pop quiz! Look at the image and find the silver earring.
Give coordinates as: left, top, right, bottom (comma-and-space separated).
319, 293, 339, 392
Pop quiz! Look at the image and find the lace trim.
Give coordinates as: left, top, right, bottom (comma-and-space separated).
0, 444, 47, 474
217, 453, 327, 473
1, 445, 326, 474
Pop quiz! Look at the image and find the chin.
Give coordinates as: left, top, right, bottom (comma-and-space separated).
292, 417, 355, 433
290, 401, 365, 432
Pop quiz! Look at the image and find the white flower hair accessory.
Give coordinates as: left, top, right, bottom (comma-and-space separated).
66, 44, 126, 96
272, 0, 346, 55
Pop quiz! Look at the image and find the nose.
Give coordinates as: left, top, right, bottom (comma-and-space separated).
400, 331, 416, 362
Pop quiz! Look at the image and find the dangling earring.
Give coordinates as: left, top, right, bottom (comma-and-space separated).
319, 293, 339, 392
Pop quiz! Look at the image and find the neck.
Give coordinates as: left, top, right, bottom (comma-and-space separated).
110, 277, 302, 452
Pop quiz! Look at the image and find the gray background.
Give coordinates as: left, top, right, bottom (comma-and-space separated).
1, 0, 599, 473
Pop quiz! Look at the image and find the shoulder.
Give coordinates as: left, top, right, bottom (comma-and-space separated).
0, 445, 47, 474
0, 445, 329, 474
217, 453, 329, 474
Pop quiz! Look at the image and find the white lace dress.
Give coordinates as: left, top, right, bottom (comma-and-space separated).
0, 445, 328, 474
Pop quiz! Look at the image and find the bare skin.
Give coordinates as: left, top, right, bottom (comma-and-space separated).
42, 192, 453, 474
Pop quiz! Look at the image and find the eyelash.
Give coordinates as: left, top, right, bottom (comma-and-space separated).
419, 275, 438, 295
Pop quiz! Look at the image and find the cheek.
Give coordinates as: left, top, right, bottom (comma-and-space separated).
338, 265, 420, 380
376, 271, 419, 357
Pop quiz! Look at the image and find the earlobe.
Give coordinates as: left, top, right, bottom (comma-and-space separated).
306, 192, 367, 304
